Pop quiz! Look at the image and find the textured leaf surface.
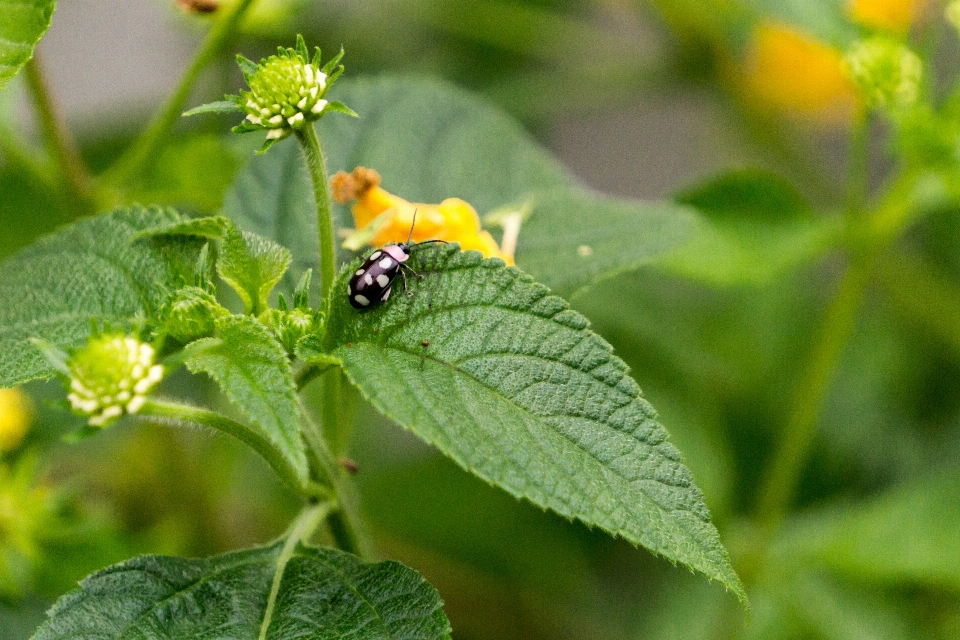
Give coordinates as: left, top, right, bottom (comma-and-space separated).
325, 244, 745, 602
656, 170, 842, 285
225, 78, 686, 298
0, 206, 203, 387
0, 0, 56, 91
217, 226, 291, 314
183, 315, 308, 486
32, 543, 451, 640
223, 138, 319, 298
774, 469, 960, 589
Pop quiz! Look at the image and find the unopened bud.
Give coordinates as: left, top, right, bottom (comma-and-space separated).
845, 37, 922, 110
161, 286, 228, 343
947, 1, 960, 35
66, 336, 164, 428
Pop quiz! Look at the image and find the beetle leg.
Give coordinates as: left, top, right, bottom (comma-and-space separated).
396, 268, 413, 296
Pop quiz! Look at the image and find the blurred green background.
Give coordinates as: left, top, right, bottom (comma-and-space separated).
2, 0, 960, 638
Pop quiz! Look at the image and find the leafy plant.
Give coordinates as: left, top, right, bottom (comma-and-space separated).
2, 0, 960, 638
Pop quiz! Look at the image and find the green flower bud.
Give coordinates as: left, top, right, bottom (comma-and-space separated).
161, 286, 228, 343
66, 335, 164, 428
230, 36, 353, 152
845, 37, 922, 111
947, 1, 960, 36
261, 308, 318, 354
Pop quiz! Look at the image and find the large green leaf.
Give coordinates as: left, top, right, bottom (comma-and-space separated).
0, 206, 204, 387
0, 0, 56, 91
32, 542, 451, 639
224, 77, 689, 298
182, 315, 309, 487
324, 244, 746, 604
515, 187, 696, 294
773, 468, 960, 589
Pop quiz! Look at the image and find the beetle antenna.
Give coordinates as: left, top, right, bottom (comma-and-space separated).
406, 208, 418, 245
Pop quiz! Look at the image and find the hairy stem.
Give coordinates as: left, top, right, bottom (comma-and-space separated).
139, 398, 313, 495
296, 397, 372, 559
24, 54, 94, 210
259, 501, 333, 640
294, 123, 338, 304
104, 0, 257, 187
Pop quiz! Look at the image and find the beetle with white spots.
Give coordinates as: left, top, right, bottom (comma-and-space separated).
347, 212, 446, 310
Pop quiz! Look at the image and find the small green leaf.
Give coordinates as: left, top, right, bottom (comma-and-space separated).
32, 543, 451, 639
0, 0, 57, 91
676, 169, 812, 222
325, 244, 746, 604
324, 100, 358, 117
655, 170, 843, 286
182, 315, 308, 487
0, 206, 204, 387
135, 215, 232, 241
217, 226, 292, 315
182, 100, 242, 117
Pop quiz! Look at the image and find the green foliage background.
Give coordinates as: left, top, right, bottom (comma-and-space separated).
2, 0, 960, 639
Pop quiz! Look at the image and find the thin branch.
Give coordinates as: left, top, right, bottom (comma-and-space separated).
103, 0, 258, 188
24, 54, 95, 210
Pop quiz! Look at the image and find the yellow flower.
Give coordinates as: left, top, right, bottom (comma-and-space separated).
332, 167, 514, 264
742, 22, 857, 124
849, 0, 927, 33
0, 388, 32, 454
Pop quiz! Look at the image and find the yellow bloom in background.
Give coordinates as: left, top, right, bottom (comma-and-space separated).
0, 388, 32, 454
332, 167, 514, 264
849, 0, 927, 33
742, 22, 857, 124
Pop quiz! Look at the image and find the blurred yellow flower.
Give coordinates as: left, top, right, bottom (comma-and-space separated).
742, 22, 857, 124
332, 167, 514, 264
849, 0, 927, 33
0, 388, 32, 453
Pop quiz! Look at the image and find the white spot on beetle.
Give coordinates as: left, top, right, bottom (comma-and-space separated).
369, 251, 382, 261
354, 294, 370, 306
355, 268, 364, 276
364, 274, 373, 286
376, 274, 390, 287
379, 257, 394, 269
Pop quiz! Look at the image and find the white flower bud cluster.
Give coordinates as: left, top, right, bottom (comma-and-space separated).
947, 1, 960, 35
67, 336, 163, 427
242, 56, 329, 141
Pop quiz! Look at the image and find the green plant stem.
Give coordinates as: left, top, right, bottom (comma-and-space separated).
24, 54, 94, 210
294, 123, 338, 304
104, 0, 257, 188
296, 397, 372, 559
138, 398, 313, 495
752, 249, 878, 531
259, 501, 333, 640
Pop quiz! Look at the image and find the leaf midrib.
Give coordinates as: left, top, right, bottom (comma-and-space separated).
340, 341, 706, 527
